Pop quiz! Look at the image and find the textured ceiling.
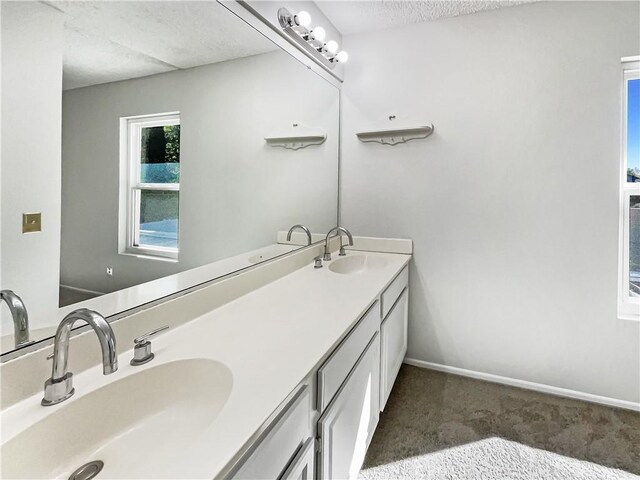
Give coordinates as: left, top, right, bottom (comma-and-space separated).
35, 0, 534, 89
42, 1, 276, 90
316, 0, 533, 35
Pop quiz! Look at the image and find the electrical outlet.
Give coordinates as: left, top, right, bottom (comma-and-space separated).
106, 267, 114, 276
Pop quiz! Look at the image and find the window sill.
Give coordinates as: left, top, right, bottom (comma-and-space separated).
618, 312, 640, 322
120, 250, 179, 263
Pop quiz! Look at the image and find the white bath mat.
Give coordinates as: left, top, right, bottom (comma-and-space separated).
359, 437, 638, 480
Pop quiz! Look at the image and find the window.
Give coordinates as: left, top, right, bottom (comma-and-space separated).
120, 113, 180, 259
619, 58, 640, 320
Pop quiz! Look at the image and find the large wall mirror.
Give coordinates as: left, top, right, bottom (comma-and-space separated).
0, 1, 339, 356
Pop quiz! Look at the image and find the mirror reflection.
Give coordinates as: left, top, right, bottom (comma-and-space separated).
1, 0, 339, 354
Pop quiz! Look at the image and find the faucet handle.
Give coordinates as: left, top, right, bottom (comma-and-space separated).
134, 325, 169, 345
131, 326, 169, 366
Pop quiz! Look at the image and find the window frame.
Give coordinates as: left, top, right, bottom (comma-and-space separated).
120, 112, 181, 260
618, 58, 640, 321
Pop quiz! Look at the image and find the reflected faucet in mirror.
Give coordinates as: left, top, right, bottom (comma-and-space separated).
323, 227, 354, 262
0, 290, 34, 348
42, 308, 117, 406
286, 224, 312, 246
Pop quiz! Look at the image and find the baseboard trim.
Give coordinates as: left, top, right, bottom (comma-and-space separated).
403, 358, 640, 412
59, 284, 105, 296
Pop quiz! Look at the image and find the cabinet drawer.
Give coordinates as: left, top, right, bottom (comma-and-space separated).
317, 301, 379, 412
381, 266, 408, 319
232, 386, 311, 479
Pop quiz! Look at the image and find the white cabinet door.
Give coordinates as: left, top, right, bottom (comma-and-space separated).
380, 288, 408, 411
232, 386, 311, 480
281, 438, 315, 480
318, 333, 380, 480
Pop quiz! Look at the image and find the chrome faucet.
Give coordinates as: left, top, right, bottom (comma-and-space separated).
0, 290, 33, 348
42, 308, 117, 406
286, 224, 312, 246
323, 227, 354, 261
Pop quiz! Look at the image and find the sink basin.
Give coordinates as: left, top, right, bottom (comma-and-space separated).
328, 255, 388, 275
1, 359, 233, 479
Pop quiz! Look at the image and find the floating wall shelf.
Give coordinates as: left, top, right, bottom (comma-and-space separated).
265, 124, 326, 151
356, 124, 434, 146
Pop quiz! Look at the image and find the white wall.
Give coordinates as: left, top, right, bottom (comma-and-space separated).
61, 49, 338, 294
1, 2, 64, 331
341, 1, 640, 404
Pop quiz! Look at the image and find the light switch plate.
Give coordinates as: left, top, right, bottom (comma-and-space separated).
22, 213, 41, 233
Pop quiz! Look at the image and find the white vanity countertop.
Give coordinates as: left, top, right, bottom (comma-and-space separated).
4, 243, 299, 353
1, 251, 411, 479
57, 243, 299, 319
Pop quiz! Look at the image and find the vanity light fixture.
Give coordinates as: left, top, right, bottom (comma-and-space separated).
295, 10, 311, 28
336, 51, 349, 63
277, 7, 348, 70
303, 26, 326, 47
310, 27, 326, 42
325, 40, 339, 54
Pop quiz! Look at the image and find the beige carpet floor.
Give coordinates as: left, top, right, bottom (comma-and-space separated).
360, 366, 640, 479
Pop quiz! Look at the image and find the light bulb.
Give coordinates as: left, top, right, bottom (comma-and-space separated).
296, 10, 311, 27
325, 40, 339, 54
336, 51, 349, 63
312, 26, 326, 42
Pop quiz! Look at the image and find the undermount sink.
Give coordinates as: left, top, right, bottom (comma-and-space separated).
328, 254, 388, 275
1, 359, 233, 479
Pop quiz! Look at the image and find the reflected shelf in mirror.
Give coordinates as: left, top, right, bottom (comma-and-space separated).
265, 124, 327, 150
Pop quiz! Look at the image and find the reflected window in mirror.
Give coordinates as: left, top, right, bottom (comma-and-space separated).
120, 113, 181, 260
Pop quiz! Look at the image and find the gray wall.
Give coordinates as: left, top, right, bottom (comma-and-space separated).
341, 1, 640, 404
61, 49, 338, 294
